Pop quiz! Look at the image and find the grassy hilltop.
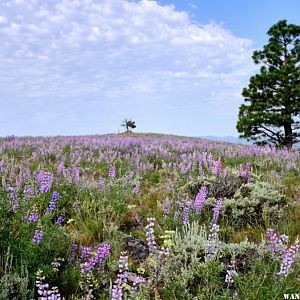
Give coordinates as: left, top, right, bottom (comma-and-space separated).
0, 134, 299, 299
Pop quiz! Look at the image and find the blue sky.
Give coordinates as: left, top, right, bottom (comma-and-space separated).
0, 0, 299, 137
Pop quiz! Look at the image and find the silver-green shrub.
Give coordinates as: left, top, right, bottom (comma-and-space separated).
203, 181, 287, 226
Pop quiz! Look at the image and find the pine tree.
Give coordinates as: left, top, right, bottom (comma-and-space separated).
237, 20, 300, 148
121, 119, 136, 133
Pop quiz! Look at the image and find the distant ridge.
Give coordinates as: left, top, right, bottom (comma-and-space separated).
199, 136, 252, 145
200, 136, 300, 149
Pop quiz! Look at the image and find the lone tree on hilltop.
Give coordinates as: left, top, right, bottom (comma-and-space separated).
121, 119, 136, 133
237, 20, 300, 148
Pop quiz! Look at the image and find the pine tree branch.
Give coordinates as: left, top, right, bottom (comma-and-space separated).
259, 125, 284, 143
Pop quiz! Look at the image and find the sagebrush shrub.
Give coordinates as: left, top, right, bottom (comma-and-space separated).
204, 181, 287, 226
0, 273, 30, 300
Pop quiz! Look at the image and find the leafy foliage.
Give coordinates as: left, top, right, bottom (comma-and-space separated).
237, 20, 300, 148
121, 119, 137, 133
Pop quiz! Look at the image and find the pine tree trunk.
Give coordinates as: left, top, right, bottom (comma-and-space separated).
284, 123, 293, 149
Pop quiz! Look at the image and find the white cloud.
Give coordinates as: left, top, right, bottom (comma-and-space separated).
0, 0, 255, 136
0, 16, 7, 23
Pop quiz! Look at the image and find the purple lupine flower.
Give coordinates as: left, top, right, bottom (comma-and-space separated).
81, 246, 92, 260
111, 253, 129, 300
212, 198, 223, 224
69, 243, 78, 261
213, 158, 222, 175
280, 234, 289, 243
28, 212, 39, 223
51, 261, 61, 268
208, 224, 219, 243
80, 244, 111, 275
4, 184, 14, 194
32, 229, 43, 244
173, 211, 179, 220
206, 223, 220, 261
52, 191, 60, 201
37, 171, 53, 193
194, 186, 207, 213
70, 165, 80, 182
98, 177, 106, 189
245, 162, 252, 183
163, 200, 173, 218
225, 269, 238, 286
12, 201, 20, 212
46, 191, 60, 214
182, 200, 193, 225
31, 152, 38, 161
266, 229, 286, 256
222, 167, 229, 178
24, 185, 35, 196
16, 172, 24, 188
133, 182, 140, 194
95, 243, 111, 267
158, 246, 170, 262
36, 270, 61, 300
178, 202, 185, 210
134, 213, 142, 224
145, 217, 157, 254
6, 185, 19, 211
166, 178, 172, 191
207, 153, 214, 169
128, 171, 134, 179
199, 161, 203, 175
57, 162, 65, 176
182, 206, 190, 225
55, 216, 64, 226
108, 165, 116, 179
278, 239, 299, 278
71, 243, 78, 254
239, 163, 252, 182
0, 159, 4, 172
245, 162, 251, 177
37, 282, 50, 297
179, 163, 185, 174
131, 276, 146, 295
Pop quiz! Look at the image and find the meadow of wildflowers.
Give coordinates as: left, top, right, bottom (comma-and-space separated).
0, 133, 299, 299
